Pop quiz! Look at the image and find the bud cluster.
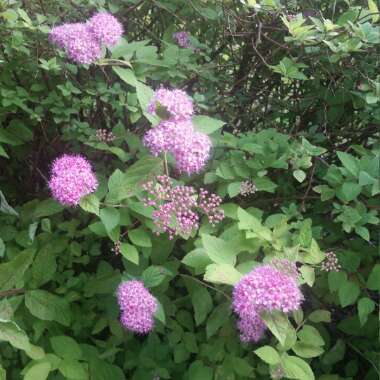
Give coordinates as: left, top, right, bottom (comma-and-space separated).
321, 251, 341, 272
240, 180, 257, 196
142, 175, 224, 239
96, 128, 115, 143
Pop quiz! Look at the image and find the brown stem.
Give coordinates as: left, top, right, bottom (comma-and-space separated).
0, 289, 25, 298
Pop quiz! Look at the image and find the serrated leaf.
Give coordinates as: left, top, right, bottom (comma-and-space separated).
0, 248, 35, 291
99, 208, 120, 233
298, 325, 324, 346
308, 310, 331, 323
254, 346, 280, 365
368, 0, 379, 22
338, 281, 360, 307
337, 151, 359, 176
0, 319, 31, 351
80, 194, 100, 215
201, 234, 238, 265
120, 243, 139, 264
128, 228, 151, 247
25, 290, 71, 326
283, 355, 315, 380
367, 264, 380, 290
358, 297, 375, 326
293, 169, 306, 183
50, 336, 82, 360
261, 311, 293, 346
24, 362, 51, 380
193, 115, 225, 135
204, 263, 243, 285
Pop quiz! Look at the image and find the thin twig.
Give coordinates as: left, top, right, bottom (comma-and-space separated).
180, 274, 231, 300
0, 289, 25, 298
301, 162, 317, 212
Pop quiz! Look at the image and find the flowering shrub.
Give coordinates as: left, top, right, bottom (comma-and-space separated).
0, 1, 379, 380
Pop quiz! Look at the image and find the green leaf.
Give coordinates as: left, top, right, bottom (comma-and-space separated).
328, 271, 347, 292
206, 302, 231, 338
0, 366, 5, 380
358, 171, 377, 186
201, 234, 238, 265
298, 325, 324, 346
308, 310, 331, 323
32, 245, 57, 287
204, 263, 243, 285
254, 346, 280, 365
80, 194, 100, 216
368, 0, 379, 22
0, 248, 35, 291
182, 248, 212, 271
283, 355, 315, 380
113, 67, 137, 87
24, 362, 51, 380
293, 169, 306, 183
261, 311, 294, 346
120, 243, 139, 264
0, 319, 31, 351
142, 266, 168, 287
32, 199, 63, 219
299, 265, 315, 286
358, 297, 375, 326
154, 301, 166, 324
0, 239, 4, 257
298, 219, 312, 247
338, 281, 360, 307
50, 336, 82, 360
136, 81, 158, 123
0, 190, 18, 216
292, 342, 324, 358
25, 290, 71, 326
337, 151, 359, 176
237, 207, 272, 241
303, 239, 325, 264
128, 228, 151, 247
336, 182, 362, 202
367, 264, 380, 290
227, 182, 242, 198
187, 361, 213, 380
59, 359, 88, 380
184, 279, 213, 326
193, 115, 225, 135
355, 226, 370, 241
99, 208, 120, 233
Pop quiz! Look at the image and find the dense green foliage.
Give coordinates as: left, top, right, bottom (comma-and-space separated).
0, 0, 379, 379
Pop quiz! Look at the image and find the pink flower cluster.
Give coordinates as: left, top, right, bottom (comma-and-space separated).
117, 280, 158, 334
49, 12, 123, 64
142, 175, 224, 239
232, 260, 303, 343
48, 154, 98, 206
145, 89, 212, 175
147, 88, 194, 121
173, 31, 192, 48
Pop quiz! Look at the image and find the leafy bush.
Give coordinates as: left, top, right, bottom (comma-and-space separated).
0, 1, 379, 380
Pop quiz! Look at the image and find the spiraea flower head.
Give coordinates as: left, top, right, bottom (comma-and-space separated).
237, 312, 267, 343
147, 88, 194, 121
87, 12, 123, 46
173, 131, 212, 175
143, 120, 193, 157
48, 154, 98, 206
232, 260, 303, 343
233, 261, 303, 316
173, 31, 192, 48
49, 22, 101, 64
117, 280, 158, 334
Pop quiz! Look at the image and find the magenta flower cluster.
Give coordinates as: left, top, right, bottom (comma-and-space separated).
48, 154, 98, 206
49, 12, 123, 64
232, 260, 303, 343
145, 89, 212, 175
117, 280, 158, 334
173, 31, 192, 48
142, 175, 224, 239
